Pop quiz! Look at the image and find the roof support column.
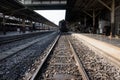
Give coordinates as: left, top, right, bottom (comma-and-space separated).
111, 0, 115, 37
83, 10, 96, 33
33, 22, 36, 31
93, 10, 96, 33
2, 14, 6, 35
22, 18, 26, 33
18, 18, 21, 33
84, 15, 87, 27
41, 23, 43, 30
42, 23, 44, 31
97, 0, 115, 37
30, 21, 33, 32
39, 23, 41, 31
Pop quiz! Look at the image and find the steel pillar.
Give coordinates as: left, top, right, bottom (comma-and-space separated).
22, 18, 25, 33
84, 16, 87, 27
111, 0, 115, 37
2, 14, 6, 35
30, 21, 33, 32
93, 10, 96, 33
39, 23, 41, 30
97, 0, 116, 37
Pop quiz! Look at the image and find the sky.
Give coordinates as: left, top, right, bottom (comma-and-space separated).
34, 10, 66, 25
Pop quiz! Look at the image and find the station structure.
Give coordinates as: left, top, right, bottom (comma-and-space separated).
18, 0, 120, 37
0, 0, 120, 80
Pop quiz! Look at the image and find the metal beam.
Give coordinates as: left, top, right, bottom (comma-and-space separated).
83, 10, 93, 18
115, 5, 120, 10
4, 7, 27, 15
97, 0, 112, 11
84, 0, 94, 9
25, 4, 66, 10
95, 11, 101, 17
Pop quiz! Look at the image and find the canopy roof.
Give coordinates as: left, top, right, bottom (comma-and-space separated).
0, 0, 57, 27
66, 0, 120, 22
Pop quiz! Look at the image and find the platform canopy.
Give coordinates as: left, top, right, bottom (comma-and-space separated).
18, 0, 120, 23
65, 0, 120, 23
0, 0, 57, 27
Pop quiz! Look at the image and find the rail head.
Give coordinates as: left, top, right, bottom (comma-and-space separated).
67, 37, 90, 80
30, 34, 60, 80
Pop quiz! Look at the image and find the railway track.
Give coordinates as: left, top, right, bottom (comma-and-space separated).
0, 31, 53, 45
30, 34, 89, 80
68, 33, 120, 80
0, 32, 57, 61
0, 32, 58, 80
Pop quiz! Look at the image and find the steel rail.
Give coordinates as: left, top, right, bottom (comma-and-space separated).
67, 36, 90, 80
30, 34, 60, 80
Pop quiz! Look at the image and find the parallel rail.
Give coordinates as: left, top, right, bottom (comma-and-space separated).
0, 32, 56, 62
30, 34, 90, 80
0, 31, 53, 45
67, 38, 89, 80
30, 34, 60, 80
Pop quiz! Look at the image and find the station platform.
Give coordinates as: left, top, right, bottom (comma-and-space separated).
0, 30, 54, 45
0, 30, 50, 38
71, 33, 120, 67
83, 34, 120, 48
